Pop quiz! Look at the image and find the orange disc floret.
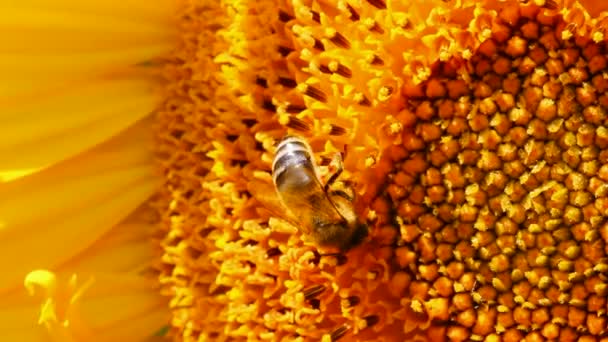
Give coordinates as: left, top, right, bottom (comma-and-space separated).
378, 0, 608, 340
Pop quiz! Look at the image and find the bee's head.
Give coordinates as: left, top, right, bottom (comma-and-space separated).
341, 221, 368, 251
311, 219, 368, 252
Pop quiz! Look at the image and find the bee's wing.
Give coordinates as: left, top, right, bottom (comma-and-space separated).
247, 178, 302, 229
278, 179, 348, 232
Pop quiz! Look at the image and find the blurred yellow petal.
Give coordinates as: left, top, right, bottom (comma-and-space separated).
0, 77, 161, 171
0, 7, 173, 35
56, 203, 160, 276
0, 117, 159, 293
5, 271, 166, 342
0, 298, 46, 341
0, 168, 41, 183
0, 0, 176, 341
2, 0, 176, 24
0, 2, 177, 82
0, 54, 167, 83
76, 274, 166, 337
0, 0, 177, 174
0, 205, 167, 341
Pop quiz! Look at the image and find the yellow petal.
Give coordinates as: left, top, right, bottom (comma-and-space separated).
0, 0, 176, 176
0, 3, 177, 80
0, 203, 167, 341
0, 53, 169, 83
0, 168, 41, 182
0, 271, 167, 341
0, 77, 161, 171
0, 1, 177, 98
77, 274, 167, 337
2, 0, 177, 25
57, 207, 158, 275
0, 117, 159, 293
0, 1, 176, 173
0, 296, 47, 341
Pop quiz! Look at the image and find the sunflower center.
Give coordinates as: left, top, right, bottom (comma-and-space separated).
378, 8, 608, 340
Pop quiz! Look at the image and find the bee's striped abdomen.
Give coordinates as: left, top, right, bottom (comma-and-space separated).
272, 136, 317, 190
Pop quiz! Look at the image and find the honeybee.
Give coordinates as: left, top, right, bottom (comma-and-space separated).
248, 135, 368, 251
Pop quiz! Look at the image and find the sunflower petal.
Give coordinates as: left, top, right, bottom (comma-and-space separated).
0, 3, 177, 71
0, 297, 47, 341
0, 0, 177, 172
76, 273, 167, 335
0, 118, 159, 293
0, 202, 166, 341
2, 0, 177, 24
0, 168, 41, 182
0, 270, 167, 342
0, 1, 176, 94
57, 207, 158, 275
0, 77, 160, 171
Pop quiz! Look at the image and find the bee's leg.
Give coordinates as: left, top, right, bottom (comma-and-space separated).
319, 251, 341, 257
324, 152, 344, 192
318, 252, 347, 265
312, 249, 346, 264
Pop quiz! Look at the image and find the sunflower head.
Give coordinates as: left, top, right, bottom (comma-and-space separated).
157, 0, 608, 341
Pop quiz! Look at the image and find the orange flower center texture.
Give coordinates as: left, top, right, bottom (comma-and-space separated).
157, 1, 608, 341
378, 11, 608, 342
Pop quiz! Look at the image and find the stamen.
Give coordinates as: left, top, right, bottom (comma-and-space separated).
286, 116, 311, 131
262, 99, 277, 112
278, 77, 298, 88
209, 285, 230, 295
285, 104, 306, 113
364, 315, 380, 328
370, 22, 384, 34
342, 295, 360, 307
266, 247, 282, 257
355, 93, 371, 106
303, 284, 326, 300
279, 10, 294, 22
278, 45, 294, 57
242, 118, 257, 128
329, 124, 347, 136
332, 63, 353, 78
330, 32, 351, 49
330, 325, 350, 341
319, 65, 332, 74
366, 0, 387, 10
255, 77, 268, 88
314, 38, 325, 51
303, 85, 328, 102
346, 4, 360, 21
370, 55, 385, 66
544, 0, 558, 9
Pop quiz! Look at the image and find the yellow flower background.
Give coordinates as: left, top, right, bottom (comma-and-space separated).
1, 1, 176, 340
4, 0, 608, 341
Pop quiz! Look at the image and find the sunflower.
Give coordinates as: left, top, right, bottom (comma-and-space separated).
5, 0, 608, 341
